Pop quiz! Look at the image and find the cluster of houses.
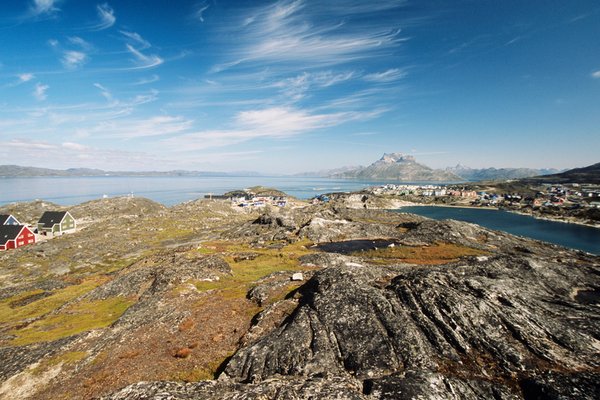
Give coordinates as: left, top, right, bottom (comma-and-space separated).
0, 211, 76, 251
368, 183, 600, 209
370, 184, 477, 198
205, 192, 288, 208
533, 185, 600, 208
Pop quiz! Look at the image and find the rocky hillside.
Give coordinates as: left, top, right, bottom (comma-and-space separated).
0, 195, 598, 399
334, 153, 462, 182
522, 162, 600, 184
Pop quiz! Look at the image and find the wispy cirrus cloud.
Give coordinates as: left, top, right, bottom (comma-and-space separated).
33, 82, 49, 101
213, 0, 406, 71
193, 2, 210, 22
132, 74, 160, 85
363, 68, 407, 82
120, 30, 150, 49
273, 70, 355, 101
93, 83, 113, 101
592, 70, 600, 79
162, 106, 385, 150
125, 44, 164, 69
89, 115, 193, 139
68, 36, 92, 50
91, 3, 116, 30
119, 31, 163, 70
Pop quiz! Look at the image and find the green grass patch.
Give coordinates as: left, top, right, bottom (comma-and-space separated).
0, 277, 109, 328
192, 240, 315, 300
10, 296, 134, 346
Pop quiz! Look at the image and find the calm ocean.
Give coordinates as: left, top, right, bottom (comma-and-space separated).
1, 177, 598, 254
0, 176, 381, 206
399, 206, 600, 255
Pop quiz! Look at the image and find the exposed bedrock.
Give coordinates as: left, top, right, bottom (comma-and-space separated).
222, 255, 600, 398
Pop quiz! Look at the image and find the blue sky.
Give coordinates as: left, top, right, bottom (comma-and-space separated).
0, 0, 599, 173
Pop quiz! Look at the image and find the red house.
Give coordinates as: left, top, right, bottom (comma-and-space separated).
0, 225, 36, 251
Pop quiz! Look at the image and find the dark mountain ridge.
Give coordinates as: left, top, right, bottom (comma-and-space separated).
521, 162, 600, 184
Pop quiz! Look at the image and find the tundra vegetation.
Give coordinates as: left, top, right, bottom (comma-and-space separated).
0, 193, 598, 399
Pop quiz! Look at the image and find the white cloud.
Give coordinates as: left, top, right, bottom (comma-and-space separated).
126, 44, 164, 69
214, 0, 406, 71
29, 0, 59, 17
6, 139, 56, 150
62, 142, 89, 151
120, 31, 150, 49
363, 68, 407, 82
1, 139, 166, 170
162, 106, 385, 150
8, 73, 36, 87
33, 83, 49, 101
62, 50, 88, 69
193, 3, 210, 22
90, 115, 193, 139
93, 3, 116, 30
273, 71, 355, 101
132, 74, 160, 85
592, 70, 600, 79
48, 38, 59, 47
68, 36, 92, 50
18, 73, 35, 83
130, 89, 159, 105
93, 83, 112, 101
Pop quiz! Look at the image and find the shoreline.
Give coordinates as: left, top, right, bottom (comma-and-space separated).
397, 202, 600, 230
2, 191, 599, 230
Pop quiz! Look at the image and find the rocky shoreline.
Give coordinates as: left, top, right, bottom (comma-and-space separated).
0, 194, 598, 399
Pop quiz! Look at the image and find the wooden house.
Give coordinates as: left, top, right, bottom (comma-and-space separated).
0, 225, 36, 251
37, 211, 76, 236
0, 214, 20, 226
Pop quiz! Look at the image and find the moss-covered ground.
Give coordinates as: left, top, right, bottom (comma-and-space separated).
9, 296, 134, 346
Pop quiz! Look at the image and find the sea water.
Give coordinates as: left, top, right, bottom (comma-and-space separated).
398, 206, 600, 255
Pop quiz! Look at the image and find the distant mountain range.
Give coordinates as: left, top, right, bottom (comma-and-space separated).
323, 154, 562, 182
2, 158, 587, 183
331, 153, 462, 182
0, 165, 260, 178
445, 165, 561, 182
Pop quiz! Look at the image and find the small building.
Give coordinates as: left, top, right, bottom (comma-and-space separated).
0, 214, 20, 226
0, 225, 36, 251
37, 211, 76, 236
